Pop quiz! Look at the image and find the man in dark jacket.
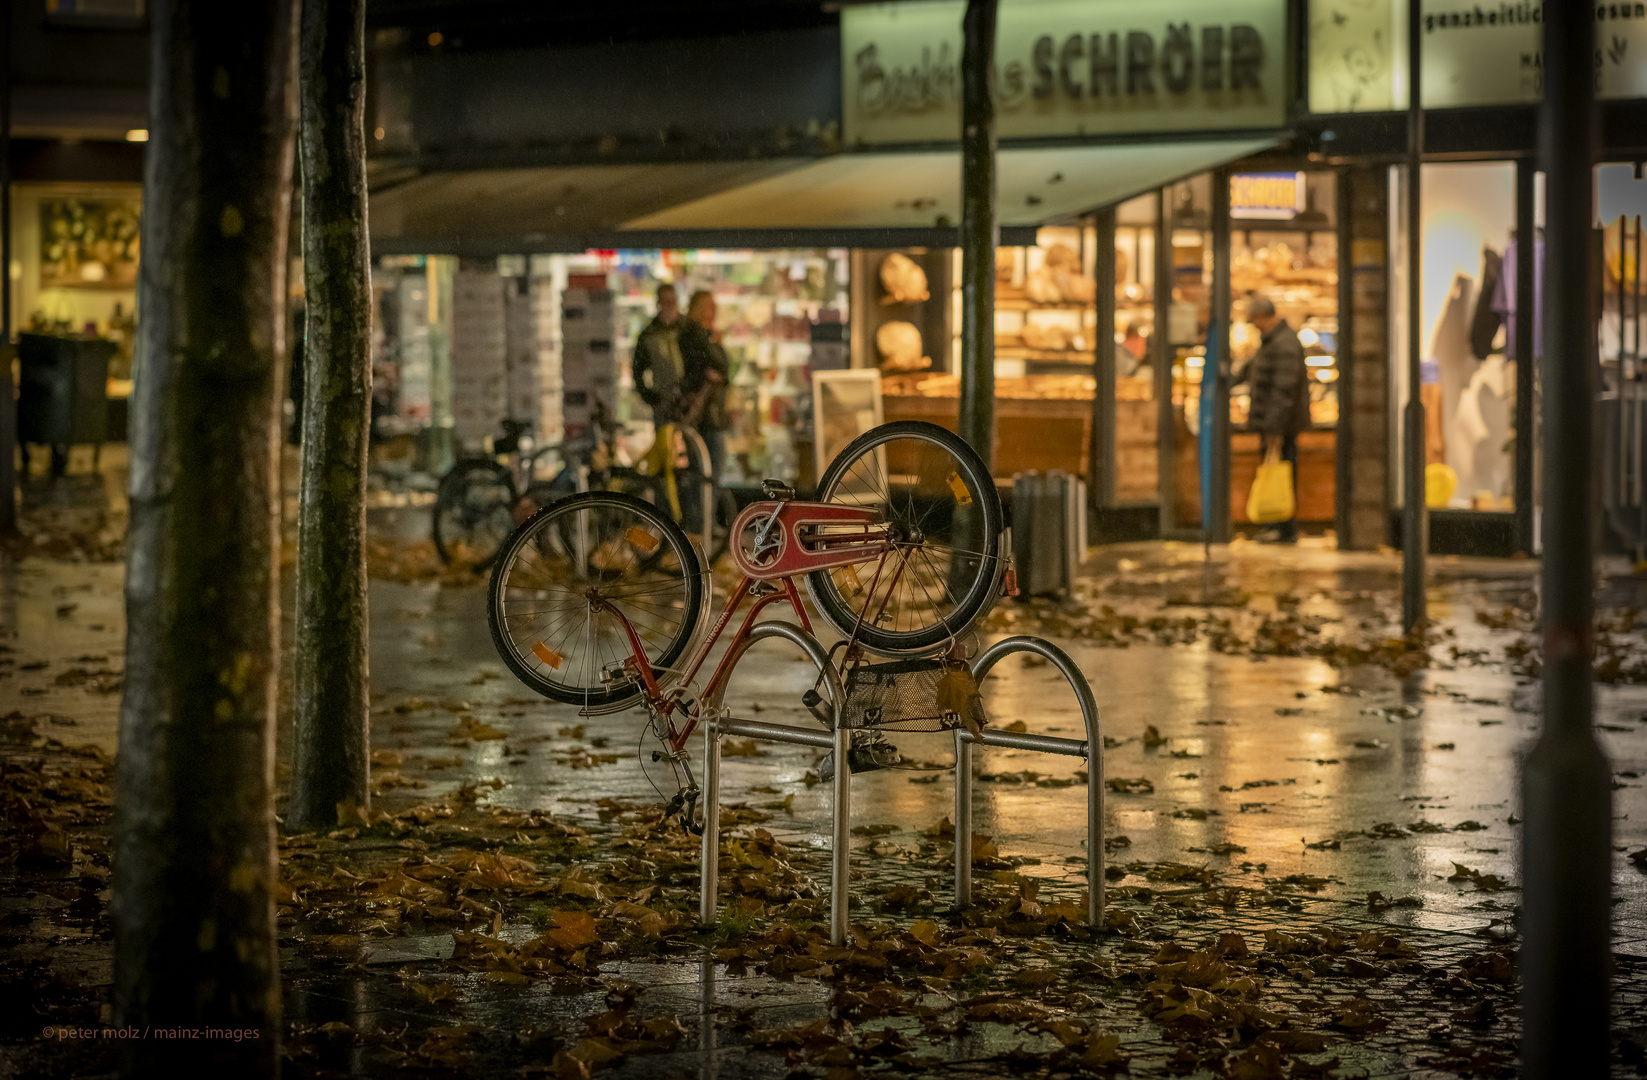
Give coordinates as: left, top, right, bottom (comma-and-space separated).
1234, 294, 1311, 543
632, 283, 685, 423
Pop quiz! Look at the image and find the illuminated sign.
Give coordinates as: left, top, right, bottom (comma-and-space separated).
842, 0, 1289, 146
1230, 172, 1305, 219
1309, 0, 1647, 113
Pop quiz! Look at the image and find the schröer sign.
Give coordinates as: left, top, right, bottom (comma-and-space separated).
842, 0, 1289, 146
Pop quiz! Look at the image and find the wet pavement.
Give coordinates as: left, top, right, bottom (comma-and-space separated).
6, 456, 1647, 1077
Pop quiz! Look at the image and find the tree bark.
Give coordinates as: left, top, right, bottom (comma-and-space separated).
112, 0, 298, 1075
287, 0, 372, 830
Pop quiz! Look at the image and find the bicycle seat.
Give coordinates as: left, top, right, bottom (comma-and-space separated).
761, 479, 795, 501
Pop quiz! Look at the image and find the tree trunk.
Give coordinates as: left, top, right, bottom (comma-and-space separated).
287, 0, 372, 830
112, 1, 297, 1075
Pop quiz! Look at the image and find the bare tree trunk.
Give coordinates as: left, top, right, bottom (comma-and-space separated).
287, 0, 371, 830
112, 1, 297, 1075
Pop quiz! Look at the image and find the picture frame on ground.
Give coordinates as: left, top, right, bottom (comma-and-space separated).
812, 369, 884, 494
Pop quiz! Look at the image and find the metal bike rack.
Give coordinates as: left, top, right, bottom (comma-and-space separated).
676, 426, 718, 545
956, 635, 1105, 929
697, 626, 1104, 944
698, 621, 851, 945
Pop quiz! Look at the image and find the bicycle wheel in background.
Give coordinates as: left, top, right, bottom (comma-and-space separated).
433, 459, 516, 568
806, 420, 1003, 655
488, 491, 705, 710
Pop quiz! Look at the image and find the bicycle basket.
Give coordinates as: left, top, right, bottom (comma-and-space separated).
839, 656, 987, 732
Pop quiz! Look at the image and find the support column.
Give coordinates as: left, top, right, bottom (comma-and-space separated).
957, 0, 997, 470
1514, 159, 1537, 554
1155, 190, 1175, 532
1400, 0, 1427, 632
1091, 209, 1117, 516
0, 0, 14, 534
1520, 2, 1611, 1075
1208, 169, 1232, 543
1335, 167, 1355, 546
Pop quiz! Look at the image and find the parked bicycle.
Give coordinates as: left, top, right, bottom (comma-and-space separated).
433, 411, 737, 572
485, 420, 1006, 826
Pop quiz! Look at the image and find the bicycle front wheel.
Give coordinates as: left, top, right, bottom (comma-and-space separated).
488, 492, 705, 711
806, 421, 1003, 654
433, 460, 516, 568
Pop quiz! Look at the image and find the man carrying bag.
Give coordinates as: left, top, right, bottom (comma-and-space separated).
1234, 294, 1310, 543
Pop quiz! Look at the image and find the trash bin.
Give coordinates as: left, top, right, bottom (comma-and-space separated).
1010, 470, 1087, 598
18, 333, 116, 476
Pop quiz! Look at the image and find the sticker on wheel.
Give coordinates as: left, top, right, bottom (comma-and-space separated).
947, 471, 973, 505
532, 641, 564, 669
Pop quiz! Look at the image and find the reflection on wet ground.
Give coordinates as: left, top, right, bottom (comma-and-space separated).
6, 482, 1647, 1076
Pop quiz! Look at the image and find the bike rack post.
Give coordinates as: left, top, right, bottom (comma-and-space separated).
697, 621, 851, 945
676, 426, 717, 544
957, 635, 1105, 929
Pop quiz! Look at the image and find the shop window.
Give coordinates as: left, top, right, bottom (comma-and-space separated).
1389, 161, 1524, 513
603, 249, 850, 485
1113, 192, 1158, 503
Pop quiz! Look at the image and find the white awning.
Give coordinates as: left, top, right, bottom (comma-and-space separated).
622, 137, 1282, 232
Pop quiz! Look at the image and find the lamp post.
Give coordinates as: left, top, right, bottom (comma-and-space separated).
1519, 2, 1611, 1076
957, 0, 997, 470
1400, 0, 1426, 632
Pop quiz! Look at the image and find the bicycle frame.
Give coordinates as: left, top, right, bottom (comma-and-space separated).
589, 497, 894, 757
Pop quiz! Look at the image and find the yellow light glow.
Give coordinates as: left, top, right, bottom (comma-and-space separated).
427, 31, 443, 46
125, 129, 149, 142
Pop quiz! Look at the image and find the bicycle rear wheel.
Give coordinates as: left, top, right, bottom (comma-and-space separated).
433, 460, 516, 568
806, 421, 1003, 655
488, 492, 704, 711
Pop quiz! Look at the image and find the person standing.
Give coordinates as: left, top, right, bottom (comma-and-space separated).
678, 289, 730, 483
632, 283, 685, 424
1234, 294, 1311, 543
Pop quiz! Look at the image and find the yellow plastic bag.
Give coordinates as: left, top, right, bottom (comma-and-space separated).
1424, 463, 1458, 508
1246, 443, 1295, 524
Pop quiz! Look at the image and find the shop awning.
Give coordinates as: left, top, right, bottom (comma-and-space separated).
623, 136, 1282, 236
370, 135, 1281, 255
369, 159, 807, 256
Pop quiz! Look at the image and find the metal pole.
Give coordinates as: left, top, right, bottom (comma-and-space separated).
1520, 2, 1611, 1075
0, 0, 15, 534
1514, 160, 1537, 553
829, 726, 850, 947
1400, 0, 1427, 631
967, 634, 1105, 927
952, 727, 972, 910
1092, 209, 1117, 513
956, 0, 997, 469
698, 718, 721, 930
1209, 167, 1232, 543
1335, 168, 1356, 547
1155, 189, 1175, 531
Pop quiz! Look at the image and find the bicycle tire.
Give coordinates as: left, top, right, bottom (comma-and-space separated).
433, 459, 517, 568
487, 491, 705, 711
805, 421, 1003, 655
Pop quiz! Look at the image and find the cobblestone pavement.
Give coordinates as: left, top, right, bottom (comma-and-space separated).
4, 463, 1647, 1077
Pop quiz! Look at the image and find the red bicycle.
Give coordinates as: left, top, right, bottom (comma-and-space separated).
486, 421, 1005, 822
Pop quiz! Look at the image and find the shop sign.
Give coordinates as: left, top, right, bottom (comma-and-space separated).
842, 0, 1289, 146
1309, 0, 1647, 113
1230, 171, 1306, 219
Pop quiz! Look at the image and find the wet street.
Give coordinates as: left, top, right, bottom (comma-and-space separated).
6, 472, 1647, 1077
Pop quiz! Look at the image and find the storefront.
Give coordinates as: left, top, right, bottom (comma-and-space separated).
359, 0, 1647, 556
